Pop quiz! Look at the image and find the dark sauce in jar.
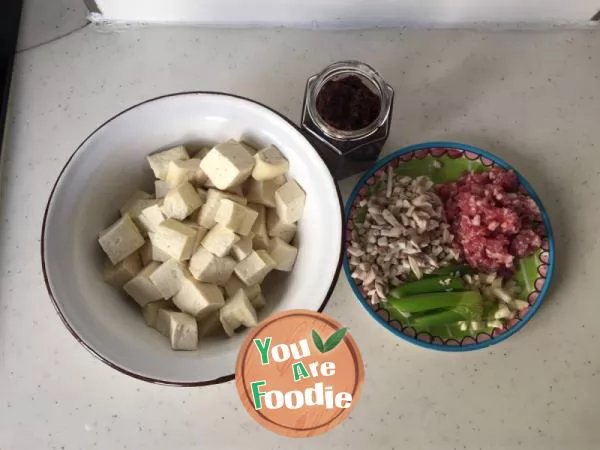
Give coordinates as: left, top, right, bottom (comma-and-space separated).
315, 75, 381, 131
301, 61, 394, 180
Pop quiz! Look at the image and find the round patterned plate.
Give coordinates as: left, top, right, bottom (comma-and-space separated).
343, 142, 555, 351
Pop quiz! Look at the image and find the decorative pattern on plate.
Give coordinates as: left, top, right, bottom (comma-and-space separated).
343, 142, 554, 352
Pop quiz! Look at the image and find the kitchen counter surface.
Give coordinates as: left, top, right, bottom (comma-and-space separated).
2, 26, 600, 450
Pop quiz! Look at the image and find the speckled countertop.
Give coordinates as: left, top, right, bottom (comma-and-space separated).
2, 25, 600, 450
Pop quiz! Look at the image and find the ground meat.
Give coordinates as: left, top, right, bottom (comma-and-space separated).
437, 167, 543, 274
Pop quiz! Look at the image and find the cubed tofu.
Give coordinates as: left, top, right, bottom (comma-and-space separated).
147, 146, 190, 180
183, 222, 209, 255
140, 242, 153, 265
147, 232, 170, 262
224, 274, 261, 300
252, 145, 289, 181
119, 190, 153, 216
102, 252, 142, 287
155, 310, 198, 351
123, 262, 163, 307
268, 237, 298, 271
201, 224, 240, 257
192, 146, 212, 160
224, 184, 244, 196
138, 203, 165, 234
196, 188, 208, 205
166, 159, 208, 187
121, 198, 158, 231
230, 235, 253, 261
206, 178, 244, 196
153, 219, 197, 261
274, 180, 306, 224
246, 178, 281, 208
142, 300, 173, 327
266, 208, 297, 243
155, 180, 169, 199
148, 258, 189, 299
215, 200, 258, 236
98, 214, 145, 265
188, 247, 236, 285
197, 311, 225, 338
172, 277, 225, 320
251, 294, 267, 310
197, 188, 247, 229
247, 203, 269, 250
234, 250, 276, 286
253, 234, 270, 250
199, 141, 255, 190
240, 141, 257, 156
219, 290, 258, 336
162, 181, 203, 220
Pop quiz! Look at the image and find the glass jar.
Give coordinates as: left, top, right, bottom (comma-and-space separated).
301, 60, 394, 180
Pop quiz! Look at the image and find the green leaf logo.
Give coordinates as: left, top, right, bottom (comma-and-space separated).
312, 329, 325, 353
312, 328, 348, 353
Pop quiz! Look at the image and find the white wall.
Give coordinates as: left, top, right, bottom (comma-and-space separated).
91, 0, 600, 27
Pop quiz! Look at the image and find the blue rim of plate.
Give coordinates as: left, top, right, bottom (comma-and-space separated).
343, 141, 555, 352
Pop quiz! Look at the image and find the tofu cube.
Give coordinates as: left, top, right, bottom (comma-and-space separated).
191, 146, 211, 159
197, 188, 247, 229
199, 141, 255, 190
240, 141, 257, 156
123, 262, 163, 307
182, 222, 209, 255
219, 290, 258, 336
197, 311, 225, 338
148, 258, 189, 299
230, 234, 253, 261
248, 203, 269, 250
268, 237, 298, 271
153, 219, 197, 261
201, 224, 240, 257
189, 247, 237, 285
139, 242, 153, 265
98, 214, 145, 265
102, 252, 142, 287
253, 234, 270, 250
147, 146, 190, 180
252, 145, 289, 180
224, 184, 244, 196
121, 198, 158, 231
251, 294, 267, 310
274, 180, 306, 224
143, 300, 173, 327
266, 208, 297, 243
172, 277, 225, 320
215, 200, 258, 236
119, 190, 153, 216
155, 310, 198, 351
246, 178, 281, 208
196, 188, 208, 205
166, 158, 208, 187
155, 180, 169, 199
234, 250, 276, 286
146, 232, 171, 262
224, 275, 261, 300
162, 181, 203, 221
138, 203, 165, 234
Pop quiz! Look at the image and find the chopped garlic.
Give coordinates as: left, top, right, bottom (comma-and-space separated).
492, 287, 512, 303
512, 299, 529, 310
487, 320, 504, 329
494, 305, 514, 320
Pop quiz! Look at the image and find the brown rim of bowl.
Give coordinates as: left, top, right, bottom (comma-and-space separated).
40, 91, 345, 387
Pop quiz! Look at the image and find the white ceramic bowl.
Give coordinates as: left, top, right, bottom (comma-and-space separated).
42, 92, 343, 386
